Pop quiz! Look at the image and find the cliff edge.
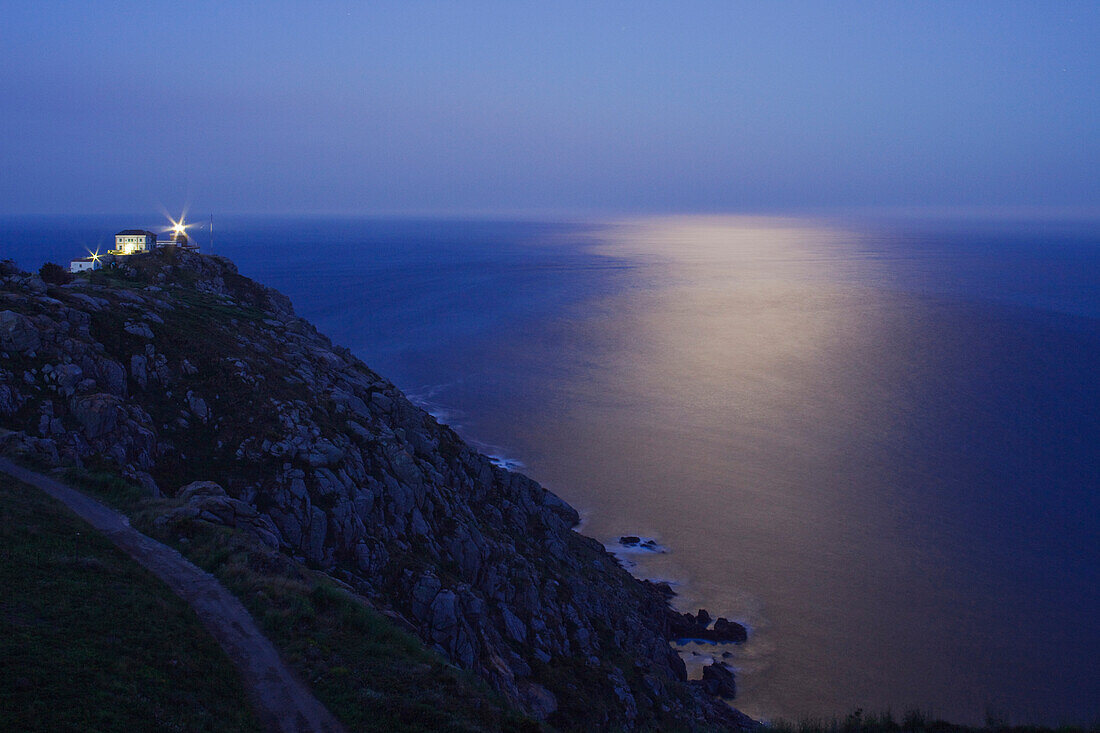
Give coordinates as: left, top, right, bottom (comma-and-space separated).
0, 250, 752, 730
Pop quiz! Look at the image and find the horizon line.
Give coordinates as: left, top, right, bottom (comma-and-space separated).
2, 204, 1100, 223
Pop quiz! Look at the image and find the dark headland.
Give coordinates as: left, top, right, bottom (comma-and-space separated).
0, 249, 753, 731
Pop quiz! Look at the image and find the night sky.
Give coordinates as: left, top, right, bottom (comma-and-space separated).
2, 1, 1097, 216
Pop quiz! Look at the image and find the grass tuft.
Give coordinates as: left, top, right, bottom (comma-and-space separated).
0, 473, 261, 732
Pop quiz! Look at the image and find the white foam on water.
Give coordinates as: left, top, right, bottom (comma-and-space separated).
467, 438, 525, 470
485, 453, 525, 471
607, 536, 669, 555
406, 383, 471, 427
406, 387, 527, 472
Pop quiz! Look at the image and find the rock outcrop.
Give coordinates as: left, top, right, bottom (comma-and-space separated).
670, 609, 749, 643
0, 251, 753, 730
699, 662, 738, 699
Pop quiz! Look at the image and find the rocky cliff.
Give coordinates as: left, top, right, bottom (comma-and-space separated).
0, 251, 752, 730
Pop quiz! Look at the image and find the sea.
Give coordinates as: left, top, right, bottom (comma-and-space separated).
4, 213, 1099, 726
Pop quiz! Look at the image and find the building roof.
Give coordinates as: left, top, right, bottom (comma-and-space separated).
116, 229, 156, 236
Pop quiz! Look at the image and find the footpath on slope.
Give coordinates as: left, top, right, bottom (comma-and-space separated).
0, 457, 345, 733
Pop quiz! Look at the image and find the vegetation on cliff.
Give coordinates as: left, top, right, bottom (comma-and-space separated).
0, 250, 750, 731
0, 472, 262, 732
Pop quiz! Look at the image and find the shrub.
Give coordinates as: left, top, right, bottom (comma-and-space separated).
39, 261, 72, 285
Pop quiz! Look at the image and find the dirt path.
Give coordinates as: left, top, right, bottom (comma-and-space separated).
0, 458, 345, 733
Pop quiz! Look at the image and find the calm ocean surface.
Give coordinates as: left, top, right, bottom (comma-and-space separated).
4, 214, 1099, 725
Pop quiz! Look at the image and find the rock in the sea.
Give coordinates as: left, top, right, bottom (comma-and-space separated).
701, 661, 737, 698
668, 608, 748, 643
712, 617, 748, 643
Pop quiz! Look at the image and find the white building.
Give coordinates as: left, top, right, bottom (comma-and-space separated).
69, 256, 102, 273
111, 229, 156, 255
155, 231, 199, 251
68, 220, 201, 273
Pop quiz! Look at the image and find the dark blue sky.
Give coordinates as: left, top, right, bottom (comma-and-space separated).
2, 1, 1097, 216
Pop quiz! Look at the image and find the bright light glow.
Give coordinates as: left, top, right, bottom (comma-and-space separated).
86, 248, 101, 263
167, 214, 192, 237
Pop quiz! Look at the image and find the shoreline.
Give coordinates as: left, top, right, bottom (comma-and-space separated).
0, 250, 756, 729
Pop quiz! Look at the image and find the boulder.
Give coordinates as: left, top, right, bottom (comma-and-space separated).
54, 363, 83, 395
500, 604, 527, 643
70, 393, 122, 439
0, 431, 60, 464
123, 321, 155, 339
157, 490, 281, 549
370, 391, 393, 413
0, 385, 20, 416
130, 355, 147, 388
519, 681, 558, 720
178, 480, 227, 501
0, 310, 40, 353
186, 392, 209, 422
307, 506, 327, 561
430, 589, 459, 634
411, 574, 442, 621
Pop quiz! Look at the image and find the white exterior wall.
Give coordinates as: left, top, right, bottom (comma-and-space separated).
114, 233, 154, 254
70, 259, 100, 273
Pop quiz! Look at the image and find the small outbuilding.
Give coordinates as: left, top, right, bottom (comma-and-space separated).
69, 256, 102, 273
155, 230, 199, 251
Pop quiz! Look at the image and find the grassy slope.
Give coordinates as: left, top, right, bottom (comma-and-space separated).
0, 473, 262, 732
0, 260, 540, 731
60, 467, 539, 733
